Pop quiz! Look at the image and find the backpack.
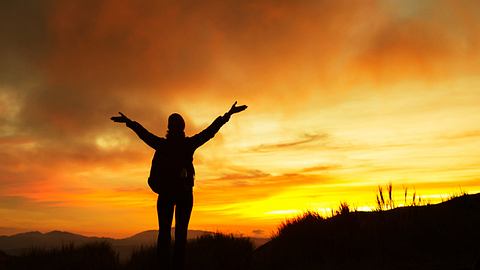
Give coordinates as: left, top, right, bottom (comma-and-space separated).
147, 140, 194, 194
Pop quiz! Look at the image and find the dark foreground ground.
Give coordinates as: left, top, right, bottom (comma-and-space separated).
2, 193, 480, 270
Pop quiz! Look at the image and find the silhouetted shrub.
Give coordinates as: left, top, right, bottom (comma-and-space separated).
122, 244, 158, 270
185, 233, 254, 270
275, 211, 324, 239
335, 201, 352, 216
123, 233, 254, 270
5, 241, 119, 270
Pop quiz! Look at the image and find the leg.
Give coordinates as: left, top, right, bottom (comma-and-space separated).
172, 192, 193, 270
157, 196, 175, 270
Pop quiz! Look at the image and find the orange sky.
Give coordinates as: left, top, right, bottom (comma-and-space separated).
1, 0, 480, 238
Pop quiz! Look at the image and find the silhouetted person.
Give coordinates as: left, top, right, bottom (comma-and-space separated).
111, 102, 247, 270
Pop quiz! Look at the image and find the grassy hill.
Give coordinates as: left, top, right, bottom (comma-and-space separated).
253, 193, 480, 270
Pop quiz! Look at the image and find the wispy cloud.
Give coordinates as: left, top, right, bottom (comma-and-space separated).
440, 130, 480, 140
301, 164, 342, 173
248, 133, 329, 152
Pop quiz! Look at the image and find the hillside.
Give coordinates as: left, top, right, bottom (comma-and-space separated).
253, 193, 480, 270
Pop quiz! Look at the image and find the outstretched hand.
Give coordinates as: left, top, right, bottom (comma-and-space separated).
111, 112, 131, 123
227, 101, 248, 116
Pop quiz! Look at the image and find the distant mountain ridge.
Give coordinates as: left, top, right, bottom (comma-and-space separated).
0, 229, 212, 261
0, 229, 268, 261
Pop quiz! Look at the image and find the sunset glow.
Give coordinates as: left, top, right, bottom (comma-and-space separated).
1, 1, 480, 238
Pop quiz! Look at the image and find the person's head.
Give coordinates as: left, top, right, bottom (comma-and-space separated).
167, 113, 185, 139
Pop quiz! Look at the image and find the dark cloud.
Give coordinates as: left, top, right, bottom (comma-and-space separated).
352, 1, 480, 82
0, 1, 53, 83
0, 0, 376, 139
3, 0, 476, 149
0, 0, 373, 202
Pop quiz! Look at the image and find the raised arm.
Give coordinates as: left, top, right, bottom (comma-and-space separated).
111, 112, 163, 149
191, 101, 247, 149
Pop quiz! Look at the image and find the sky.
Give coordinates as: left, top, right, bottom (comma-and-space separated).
1, 0, 480, 238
